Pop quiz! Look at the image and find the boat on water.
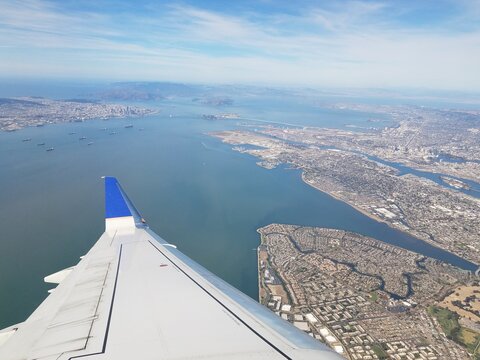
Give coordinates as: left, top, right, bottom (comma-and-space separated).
79, 136, 87, 140
125, 124, 133, 128
46, 147, 54, 152
22, 138, 32, 142
68, 132, 76, 135
37, 143, 45, 146
87, 142, 93, 145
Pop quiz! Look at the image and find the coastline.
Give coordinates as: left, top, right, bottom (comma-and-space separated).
0, 96, 157, 132
257, 235, 263, 302
211, 130, 479, 268
298, 171, 479, 269
1, 112, 159, 133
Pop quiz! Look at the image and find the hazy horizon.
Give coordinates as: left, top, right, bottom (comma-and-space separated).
1, 0, 480, 91
1, 78, 480, 106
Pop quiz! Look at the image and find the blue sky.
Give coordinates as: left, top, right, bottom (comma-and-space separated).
0, 0, 479, 90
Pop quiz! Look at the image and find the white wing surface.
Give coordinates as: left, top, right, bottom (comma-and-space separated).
0, 177, 340, 360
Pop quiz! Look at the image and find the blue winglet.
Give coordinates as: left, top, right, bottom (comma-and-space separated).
104, 177, 132, 219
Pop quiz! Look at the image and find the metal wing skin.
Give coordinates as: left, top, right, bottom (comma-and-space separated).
0, 177, 340, 360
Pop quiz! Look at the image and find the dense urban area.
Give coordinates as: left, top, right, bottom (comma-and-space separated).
258, 224, 479, 359
212, 105, 480, 265
0, 97, 154, 131
212, 104, 480, 359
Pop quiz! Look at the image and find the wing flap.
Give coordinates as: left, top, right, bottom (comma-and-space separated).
0, 232, 119, 360
29, 245, 117, 358
44, 267, 74, 284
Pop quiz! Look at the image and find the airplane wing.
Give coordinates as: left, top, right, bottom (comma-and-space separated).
0, 177, 340, 359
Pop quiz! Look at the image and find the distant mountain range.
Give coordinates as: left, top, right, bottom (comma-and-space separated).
92, 81, 295, 104
94, 82, 202, 100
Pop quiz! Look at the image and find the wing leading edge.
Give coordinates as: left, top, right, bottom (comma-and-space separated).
0, 177, 340, 360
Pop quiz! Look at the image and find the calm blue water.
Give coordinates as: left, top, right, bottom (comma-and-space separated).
357, 152, 480, 198
0, 95, 477, 330
227, 95, 393, 129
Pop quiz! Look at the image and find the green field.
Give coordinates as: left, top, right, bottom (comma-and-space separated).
371, 343, 388, 359
429, 306, 480, 356
369, 291, 378, 302
459, 328, 480, 355
428, 306, 460, 339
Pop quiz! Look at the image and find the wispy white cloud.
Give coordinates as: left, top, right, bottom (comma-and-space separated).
0, 0, 479, 90
308, 1, 388, 32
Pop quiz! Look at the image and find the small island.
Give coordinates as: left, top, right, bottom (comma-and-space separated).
441, 176, 471, 190
202, 113, 240, 120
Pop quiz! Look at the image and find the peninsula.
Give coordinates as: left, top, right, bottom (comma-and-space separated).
211, 118, 480, 265
0, 97, 155, 131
